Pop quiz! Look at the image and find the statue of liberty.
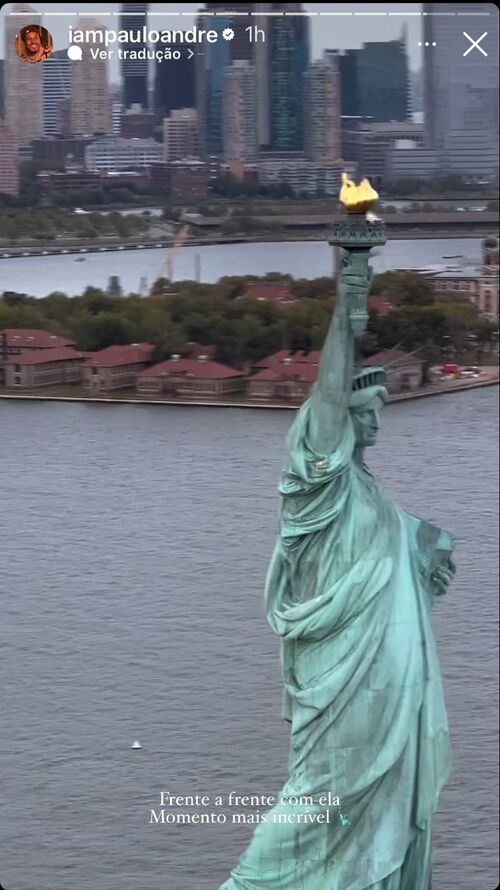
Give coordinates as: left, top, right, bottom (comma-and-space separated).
220, 179, 456, 890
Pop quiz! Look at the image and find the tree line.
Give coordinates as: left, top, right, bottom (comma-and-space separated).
0, 272, 497, 369
0, 209, 151, 242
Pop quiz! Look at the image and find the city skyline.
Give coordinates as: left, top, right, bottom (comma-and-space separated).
423, 2, 498, 180
0, 1, 498, 201
0, 2, 428, 74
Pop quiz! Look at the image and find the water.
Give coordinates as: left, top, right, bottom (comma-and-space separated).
0, 389, 498, 890
0, 237, 481, 298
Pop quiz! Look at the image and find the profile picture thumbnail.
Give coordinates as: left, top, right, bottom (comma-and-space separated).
15, 24, 53, 64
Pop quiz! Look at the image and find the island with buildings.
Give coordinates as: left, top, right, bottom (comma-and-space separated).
1, 235, 499, 407
0, 331, 498, 408
0, 3, 498, 406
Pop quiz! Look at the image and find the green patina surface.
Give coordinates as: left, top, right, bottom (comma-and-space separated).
220, 215, 456, 890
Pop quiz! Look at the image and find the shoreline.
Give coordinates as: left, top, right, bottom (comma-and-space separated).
0, 377, 497, 410
0, 228, 497, 260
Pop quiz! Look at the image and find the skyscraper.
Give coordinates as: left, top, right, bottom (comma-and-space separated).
0, 60, 5, 118
196, 5, 261, 157
254, 4, 271, 147
268, 5, 310, 151
163, 108, 200, 161
423, 2, 499, 181
4, 4, 43, 145
334, 36, 410, 123
0, 120, 19, 196
196, 13, 232, 156
70, 19, 112, 136
153, 47, 196, 122
43, 50, 71, 136
205, 4, 254, 63
223, 61, 258, 164
304, 59, 341, 164
112, 101, 123, 136
120, 3, 148, 110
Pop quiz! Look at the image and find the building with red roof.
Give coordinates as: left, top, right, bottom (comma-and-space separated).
4, 346, 88, 389
137, 353, 245, 399
0, 328, 75, 358
249, 347, 423, 403
249, 354, 319, 403
241, 284, 297, 306
295, 350, 321, 364
0, 328, 76, 385
363, 349, 423, 391
84, 343, 154, 393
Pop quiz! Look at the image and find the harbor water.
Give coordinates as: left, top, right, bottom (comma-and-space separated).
0, 388, 498, 889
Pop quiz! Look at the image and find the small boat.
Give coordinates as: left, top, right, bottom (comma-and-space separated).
74, 256, 86, 262
442, 255, 464, 259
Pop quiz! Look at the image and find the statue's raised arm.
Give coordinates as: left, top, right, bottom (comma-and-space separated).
289, 175, 387, 469
307, 247, 370, 455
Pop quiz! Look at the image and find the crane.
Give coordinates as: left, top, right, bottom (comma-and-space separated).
161, 223, 190, 282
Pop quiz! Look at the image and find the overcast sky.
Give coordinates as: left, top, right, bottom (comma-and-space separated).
1, 2, 425, 74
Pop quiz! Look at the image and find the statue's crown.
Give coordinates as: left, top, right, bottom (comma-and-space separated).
352, 366, 386, 391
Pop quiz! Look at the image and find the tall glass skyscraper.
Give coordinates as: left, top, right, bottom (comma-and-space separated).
196, 14, 232, 156
334, 36, 410, 123
119, 3, 148, 110
268, 6, 310, 151
196, 5, 257, 157
205, 3, 254, 63
43, 50, 71, 136
153, 47, 196, 122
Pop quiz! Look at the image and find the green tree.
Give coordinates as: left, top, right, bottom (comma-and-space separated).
39, 291, 72, 327
151, 320, 187, 361
216, 276, 247, 300
72, 313, 136, 351
0, 300, 46, 329
290, 277, 335, 301
80, 289, 120, 316
371, 271, 435, 307
474, 319, 498, 362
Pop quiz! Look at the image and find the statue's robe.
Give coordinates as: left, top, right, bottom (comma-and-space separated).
220, 397, 453, 890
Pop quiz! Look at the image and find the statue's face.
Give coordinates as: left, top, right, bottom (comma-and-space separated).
351, 403, 382, 448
